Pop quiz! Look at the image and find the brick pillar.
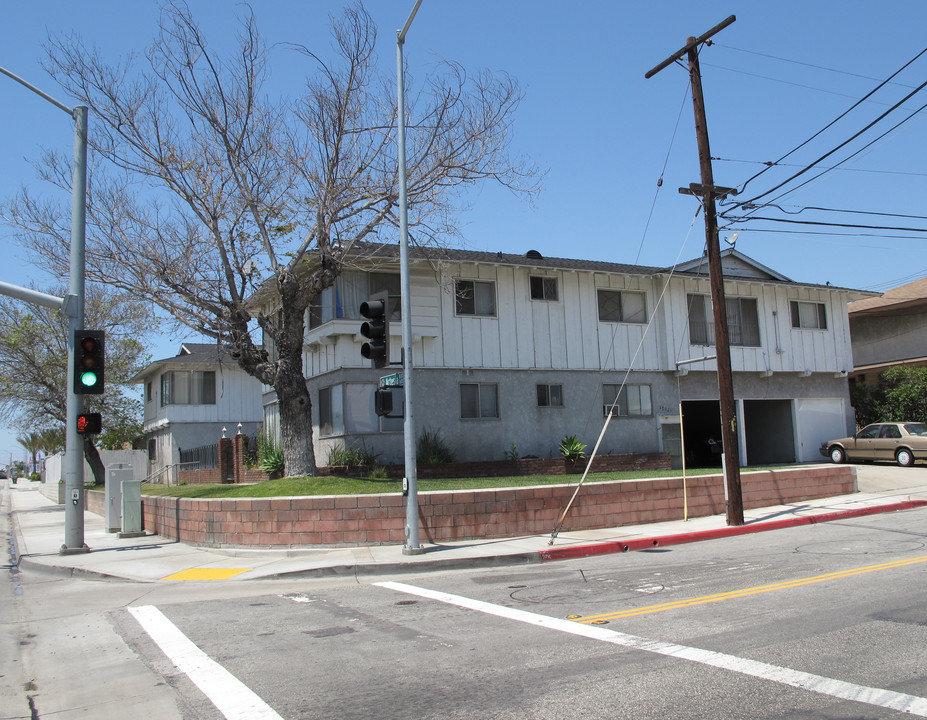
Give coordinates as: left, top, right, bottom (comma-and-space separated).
233, 433, 247, 484
218, 437, 233, 484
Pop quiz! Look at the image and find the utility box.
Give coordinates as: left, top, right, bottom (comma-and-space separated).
105, 465, 133, 533
120, 477, 145, 538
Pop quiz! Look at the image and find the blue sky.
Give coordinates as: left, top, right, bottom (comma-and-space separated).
2, 0, 927, 461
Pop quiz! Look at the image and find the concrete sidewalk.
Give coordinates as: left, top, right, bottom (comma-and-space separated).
9, 467, 927, 583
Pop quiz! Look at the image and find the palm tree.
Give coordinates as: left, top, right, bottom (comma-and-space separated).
17, 432, 44, 477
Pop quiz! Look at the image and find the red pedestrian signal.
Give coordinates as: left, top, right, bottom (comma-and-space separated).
76, 413, 102, 435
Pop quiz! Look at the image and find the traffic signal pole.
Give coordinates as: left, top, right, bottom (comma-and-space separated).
0, 66, 90, 551
646, 17, 745, 526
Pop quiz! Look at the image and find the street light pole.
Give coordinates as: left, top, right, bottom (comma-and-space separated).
397, 0, 424, 554
0, 66, 90, 551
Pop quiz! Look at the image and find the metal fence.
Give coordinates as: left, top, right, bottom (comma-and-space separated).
179, 443, 219, 469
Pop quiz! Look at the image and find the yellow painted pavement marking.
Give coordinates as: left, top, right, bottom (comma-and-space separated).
162, 568, 251, 581
573, 553, 927, 624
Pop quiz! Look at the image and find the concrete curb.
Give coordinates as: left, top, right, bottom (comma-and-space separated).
538, 500, 927, 562
13, 499, 927, 583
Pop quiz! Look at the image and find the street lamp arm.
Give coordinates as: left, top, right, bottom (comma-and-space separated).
0, 65, 74, 115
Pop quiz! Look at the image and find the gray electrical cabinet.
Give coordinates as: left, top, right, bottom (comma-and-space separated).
120, 476, 145, 538
105, 465, 133, 533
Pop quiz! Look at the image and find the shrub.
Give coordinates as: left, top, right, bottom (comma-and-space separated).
418, 427, 455, 464
326, 443, 379, 469
257, 431, 285, 477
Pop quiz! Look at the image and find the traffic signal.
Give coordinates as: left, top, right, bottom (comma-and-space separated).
76, 412, 102, 435
375, 388, 393, 416
74, 330, 105, 395
359, 293, 389, 368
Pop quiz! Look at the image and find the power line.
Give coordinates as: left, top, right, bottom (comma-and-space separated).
713, 43, 920, 90
734, 96, 927, 214
721, 214, 927, 234
730, 45, 927, 200
713, 156, 927, 179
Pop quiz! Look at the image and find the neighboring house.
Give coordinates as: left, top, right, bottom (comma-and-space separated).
848, 277, 927, 384
258, 244, 874, 468
131, 343, 264, 481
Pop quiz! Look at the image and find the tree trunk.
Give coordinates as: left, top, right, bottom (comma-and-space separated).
83, 437, 106, 485
275, 363, 318, 477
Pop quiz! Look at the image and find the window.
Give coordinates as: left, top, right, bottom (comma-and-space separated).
790, 301, 827, 330
318, 385, 345, 436
160, 371, 216, 406
307, 272, 402, 330
603, 384, 652, 417
530, 276, 558, 301
370, 272, 402, 321
687, 294, 760, 347
146, 382, 152, 402
456, 280, 496, 316
536, 384, 563, 407
460, 383, 498, 418
597, 289, 646, 323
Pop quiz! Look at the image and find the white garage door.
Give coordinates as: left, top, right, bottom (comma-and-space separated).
795, 398, 849, 463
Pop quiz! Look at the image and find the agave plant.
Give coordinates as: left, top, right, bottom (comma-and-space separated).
559, 435, 587, 463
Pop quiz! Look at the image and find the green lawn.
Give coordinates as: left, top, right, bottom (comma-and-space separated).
140, 467, 747, 499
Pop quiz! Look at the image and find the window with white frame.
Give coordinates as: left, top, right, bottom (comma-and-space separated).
460, 383, 499, 418
687, 293, 760, 347
455, 279, 496, 317
790, 300, 827, 330
597, 289, 647, 323
536, 383, 563, 407
530, 276, 558, 301
160, 370, 216, 406
603, 383, 652, 417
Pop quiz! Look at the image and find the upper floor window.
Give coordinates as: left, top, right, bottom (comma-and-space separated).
308, 271, 401, 329
460, 383, 498, 418
790, 301, 827, 330
603, 383, 652, 417
160, 370, 216, 406
597, 289, 646, 323
530, 276, 558, 301
536, 383, 563, 407
687, 294, 760, 347
456, 279, 496, 317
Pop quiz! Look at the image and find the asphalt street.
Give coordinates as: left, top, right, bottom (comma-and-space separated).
4, 462, 927, 719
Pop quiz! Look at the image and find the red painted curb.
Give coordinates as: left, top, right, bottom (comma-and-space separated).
538, 499, 927, 563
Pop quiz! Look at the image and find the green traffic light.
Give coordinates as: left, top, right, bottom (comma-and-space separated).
80, 370, 99, 388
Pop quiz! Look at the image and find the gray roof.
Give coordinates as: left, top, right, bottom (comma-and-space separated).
130, 343, 238, 384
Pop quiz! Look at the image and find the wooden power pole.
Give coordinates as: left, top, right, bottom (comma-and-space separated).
646, 16, 744, 526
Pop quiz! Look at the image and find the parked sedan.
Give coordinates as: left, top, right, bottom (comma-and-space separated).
821, 422, 927, 466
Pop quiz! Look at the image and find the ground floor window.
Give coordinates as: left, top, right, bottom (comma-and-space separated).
536, 383, 563, 407
460, 383, 499, 419
603, 383, 652, 417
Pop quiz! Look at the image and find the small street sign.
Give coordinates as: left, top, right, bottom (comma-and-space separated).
379, 372, 404, 388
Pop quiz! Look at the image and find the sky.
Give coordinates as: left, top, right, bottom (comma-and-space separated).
2, 0, 927, 463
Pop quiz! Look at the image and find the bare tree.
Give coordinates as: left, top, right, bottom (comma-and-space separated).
6, 2, 540, 477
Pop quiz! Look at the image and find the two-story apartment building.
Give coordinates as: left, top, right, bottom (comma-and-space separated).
132, 343, 264, 480
260, 243, 874, 469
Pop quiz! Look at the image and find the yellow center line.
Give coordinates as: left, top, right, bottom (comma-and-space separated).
573, 554, 927, 624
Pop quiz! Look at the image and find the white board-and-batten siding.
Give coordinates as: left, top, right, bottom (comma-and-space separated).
662, 276, 852, 375
306, 263, 664, 373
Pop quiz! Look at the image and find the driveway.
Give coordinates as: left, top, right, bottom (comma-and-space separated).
852, 461, 927, 493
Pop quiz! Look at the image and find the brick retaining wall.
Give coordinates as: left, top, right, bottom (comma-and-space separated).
88, 465, 855, 548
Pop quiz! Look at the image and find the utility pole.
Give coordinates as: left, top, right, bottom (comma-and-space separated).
646, 16, 744, 526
